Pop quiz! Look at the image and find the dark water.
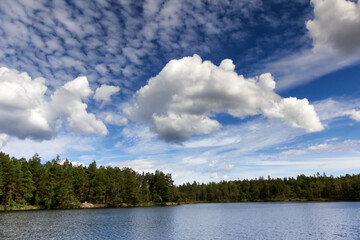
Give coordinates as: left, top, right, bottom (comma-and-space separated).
1, 202, 360, 240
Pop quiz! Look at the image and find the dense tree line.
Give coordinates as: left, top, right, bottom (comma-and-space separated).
1, 152, 360, 209
178, 173, 360, 202
0, 153, 177, 209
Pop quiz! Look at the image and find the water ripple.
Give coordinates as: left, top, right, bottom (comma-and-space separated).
0, 202, 360, 240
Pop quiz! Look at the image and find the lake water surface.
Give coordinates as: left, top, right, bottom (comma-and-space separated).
1, 202, 359, 239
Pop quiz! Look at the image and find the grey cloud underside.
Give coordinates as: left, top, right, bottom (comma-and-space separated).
307, 0, 360, 55
127, 55, 323, 143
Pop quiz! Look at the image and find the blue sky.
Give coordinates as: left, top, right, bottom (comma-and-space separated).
1, 0, 360, 183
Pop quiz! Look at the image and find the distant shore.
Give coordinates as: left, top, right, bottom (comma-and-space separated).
1, 199, 357, 212
0, 202, 177, 212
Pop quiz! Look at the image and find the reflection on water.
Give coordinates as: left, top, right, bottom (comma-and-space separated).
0, 202, 359, 240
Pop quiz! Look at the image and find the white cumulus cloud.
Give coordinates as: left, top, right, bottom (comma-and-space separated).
0, 67, 108, 141
127, 55, 323, 143
307, 0, 360, 55
94, 84, 120, 105
49, 76, 108, 136
0, 67, 52, 139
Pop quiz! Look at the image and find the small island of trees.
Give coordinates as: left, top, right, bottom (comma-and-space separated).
0, 152, 360, 210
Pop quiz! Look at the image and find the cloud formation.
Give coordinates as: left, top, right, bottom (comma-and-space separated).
127, 55, 323, 143
0, 0, 266, 95
94, 84, 120, 106
182, 157, 207, 165
0, 67, 52, 139
50, 76, 108, 136
104, 113, 128, 126
313, 98, 360, 121
279, 140, 360, 156
57, 159, 85, 167
343, 109, 360, 122
0, 134, 8, 148
307, 0, 360, 55
0, 67, 107, 140
109, 159, 159, 173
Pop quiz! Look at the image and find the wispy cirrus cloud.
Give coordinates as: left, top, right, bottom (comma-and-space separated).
261, 0, 360, 91
343, 109, 360, 122
108, 159, 160, 173
119, 97, 360, 159
279, 139, 360, 156
1, 133, 100, 161
264, 49, 360, 91
313, 97, 360, 121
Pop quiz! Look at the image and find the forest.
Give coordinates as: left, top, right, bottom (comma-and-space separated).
1, 152, 360, 210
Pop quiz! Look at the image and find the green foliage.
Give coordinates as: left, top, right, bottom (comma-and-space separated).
1, 151, 360, 210
177, 174, 360, 203
0, 152, 177, 209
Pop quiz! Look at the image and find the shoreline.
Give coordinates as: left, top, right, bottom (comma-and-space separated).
1, 199, 358, 212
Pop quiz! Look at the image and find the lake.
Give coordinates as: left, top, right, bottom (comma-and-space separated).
1, 202, 359, 239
